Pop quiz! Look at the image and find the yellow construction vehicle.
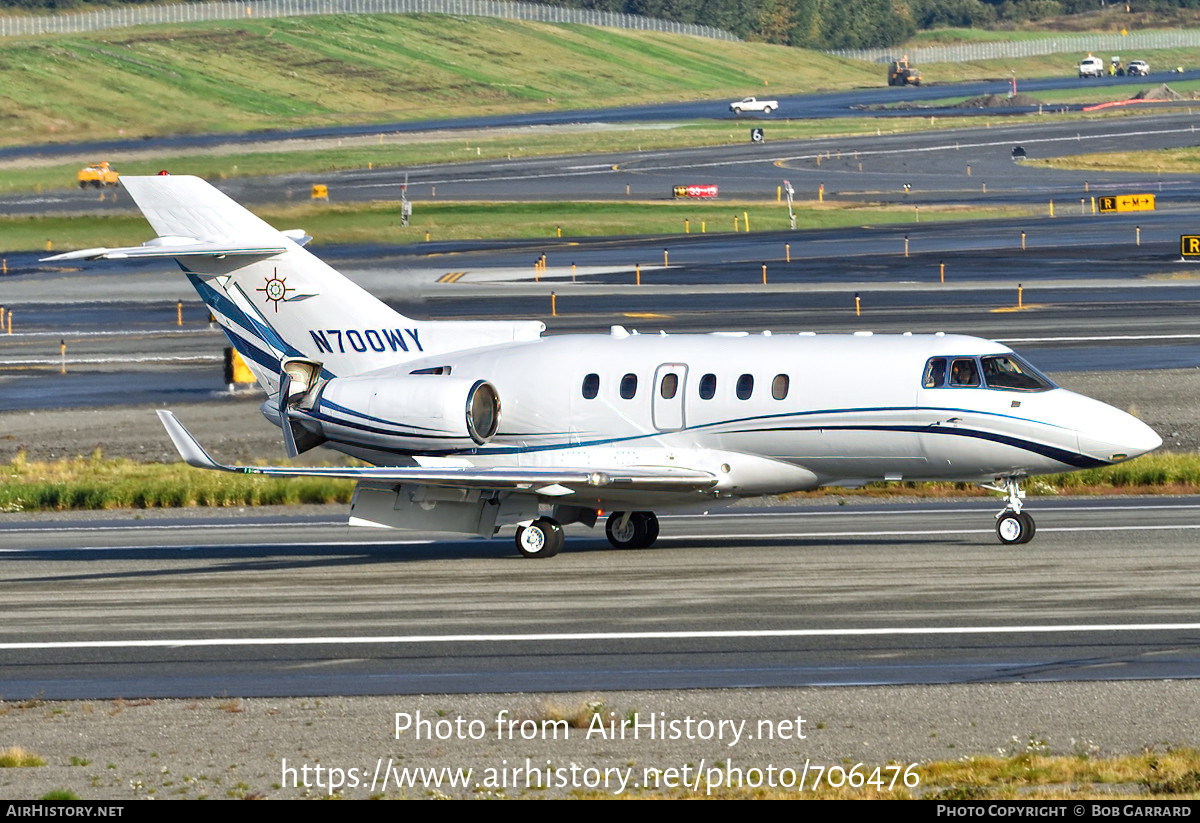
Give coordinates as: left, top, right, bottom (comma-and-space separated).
78, 161, 120, 188
888, 56, 921, 86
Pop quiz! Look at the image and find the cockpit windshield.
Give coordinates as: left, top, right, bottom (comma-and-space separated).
979, 355, 1055, 391
922, 354, 1056, 392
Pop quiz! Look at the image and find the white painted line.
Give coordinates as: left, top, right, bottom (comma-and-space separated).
7, 329, 217, 339
5, 622, 1200, 651
685, 503, 1200, 518
0, 355, 221, 366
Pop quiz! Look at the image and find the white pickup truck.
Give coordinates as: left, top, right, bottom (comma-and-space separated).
730, 96, 779, 115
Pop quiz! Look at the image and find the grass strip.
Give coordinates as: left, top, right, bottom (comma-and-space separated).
2, 450, 1196, 513
1032, 145, 1200, 175
9, 199, 1035, 251
0, 116, 1016, 195
0, 451, 353, 512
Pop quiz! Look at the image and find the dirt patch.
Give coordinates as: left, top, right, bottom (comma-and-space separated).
1132, 83, 1190, 101
952, 92, 1045, 108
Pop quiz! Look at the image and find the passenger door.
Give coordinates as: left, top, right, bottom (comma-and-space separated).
652, 363, 687, 431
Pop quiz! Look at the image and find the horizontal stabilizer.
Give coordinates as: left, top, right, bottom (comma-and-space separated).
157, 411, 716, 494
42, 242, 286, 262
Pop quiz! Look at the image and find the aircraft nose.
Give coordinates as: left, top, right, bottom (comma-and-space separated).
1075, 398, 1162, 463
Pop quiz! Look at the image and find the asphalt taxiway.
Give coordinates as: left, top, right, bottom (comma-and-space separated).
3, 498, 1200, 699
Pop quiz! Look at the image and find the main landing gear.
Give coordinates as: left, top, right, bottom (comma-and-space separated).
605, 511, 659, 550
512, 511, 661, 557
514, 517, 564, 558
989, 476, 1036, 545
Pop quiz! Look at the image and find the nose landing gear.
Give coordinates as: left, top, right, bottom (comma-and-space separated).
987, 476, 1036, 545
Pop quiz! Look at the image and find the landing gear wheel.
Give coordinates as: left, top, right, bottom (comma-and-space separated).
638, 511, 659, 546
1017, 511, 1036, 544
605, 511, 658, 549
515, 517, 563, 558
996, 511, 1035, 545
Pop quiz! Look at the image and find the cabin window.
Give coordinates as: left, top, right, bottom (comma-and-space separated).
771, 374, 789, 400
948, 358, 980, 387
698, 373, 716, 400
582, 373, 599, 399
736, 374, 754, 400
981, 355, 1055, 392
620, 373, 638, 399
922, 357, 946, 388
660, 372, 679, 399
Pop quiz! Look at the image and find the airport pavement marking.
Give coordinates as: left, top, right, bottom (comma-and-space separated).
5, 622, 1200, 651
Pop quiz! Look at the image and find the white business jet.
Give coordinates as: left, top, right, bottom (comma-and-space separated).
45, 176, 1161, 557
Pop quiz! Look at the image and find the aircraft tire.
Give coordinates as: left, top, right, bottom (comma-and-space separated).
606, 511, 644, 549
634, 511, 659, 547
996, 511, 1031, 545
1017, 511, 1036, 544
515, 517, 563, 558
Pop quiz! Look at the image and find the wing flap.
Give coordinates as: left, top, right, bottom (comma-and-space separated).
157, 411, 716, 494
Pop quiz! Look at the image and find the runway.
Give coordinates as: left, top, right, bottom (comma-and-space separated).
2, 499, 1199, 699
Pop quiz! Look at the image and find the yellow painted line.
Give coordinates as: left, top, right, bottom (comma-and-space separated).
437, 271, 468, 283
622, 312, 671, 319
990, 304, 1046, 313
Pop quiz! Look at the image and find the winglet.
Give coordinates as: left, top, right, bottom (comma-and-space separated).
156, 410, 229, 471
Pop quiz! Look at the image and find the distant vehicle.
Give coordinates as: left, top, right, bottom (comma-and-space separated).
1078, 56, 1104, 78
888, 57, 921, 86
1127, 59, 1150, 76
78, 161, 119, 189
729, 97, 778, 115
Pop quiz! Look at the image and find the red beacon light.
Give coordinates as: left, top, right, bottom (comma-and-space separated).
157, 170, 170, 176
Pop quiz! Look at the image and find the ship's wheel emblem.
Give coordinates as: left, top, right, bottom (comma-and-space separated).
257, 270, 293, 312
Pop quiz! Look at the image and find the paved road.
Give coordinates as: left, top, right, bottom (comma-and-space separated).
2, 498, 1198, 699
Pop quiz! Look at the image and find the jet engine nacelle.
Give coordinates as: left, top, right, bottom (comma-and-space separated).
313, 374, 501, 449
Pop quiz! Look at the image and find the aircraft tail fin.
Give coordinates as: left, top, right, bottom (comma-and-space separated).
100, 176, 543, 396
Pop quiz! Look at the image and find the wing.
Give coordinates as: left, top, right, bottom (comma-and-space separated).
157, 411, 716, 495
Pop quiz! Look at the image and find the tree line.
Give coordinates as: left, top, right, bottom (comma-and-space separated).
2, 0, 1193, 49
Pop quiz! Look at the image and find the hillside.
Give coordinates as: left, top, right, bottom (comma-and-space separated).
0, 15, 876, 148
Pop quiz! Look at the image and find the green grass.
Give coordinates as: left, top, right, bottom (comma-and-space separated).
1032, 145, 1200, 175
0, 15, 877, 149
1, 450, 1196, 513
0, 747, 47, 768
0, 450, 353, 512
7, 199, 1035, 252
